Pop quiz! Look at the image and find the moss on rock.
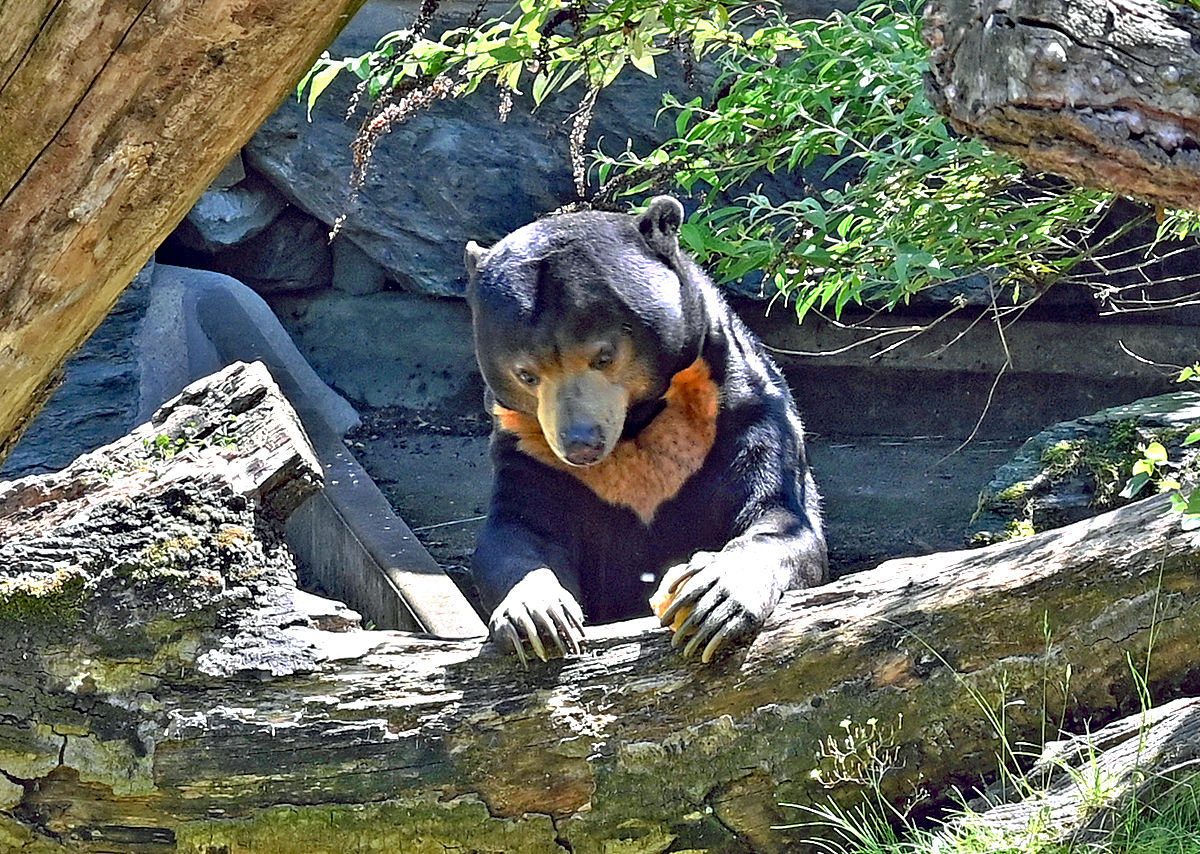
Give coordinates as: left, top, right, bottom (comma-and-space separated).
0, 568, 88, 628
971, 391, 1200, 544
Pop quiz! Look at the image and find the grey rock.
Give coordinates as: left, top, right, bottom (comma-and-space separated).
246, 86, 573, 297
914, 271, 1016, 308
243, 0, 707, 297
211, 207, 333, 294
332, 235, 388, 296
174, 170, 288, 254
264, 288, 483, 412
970, 391, 1200, 543
210, 152, 247, 190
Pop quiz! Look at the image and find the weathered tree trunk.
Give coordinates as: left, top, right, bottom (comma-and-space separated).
957, 696, 1200, 847
0, 0, 366, 465
922, 0, 1200, 211
3, 362, 1199, 853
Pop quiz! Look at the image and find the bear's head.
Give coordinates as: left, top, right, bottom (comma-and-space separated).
465, 196, 707, 467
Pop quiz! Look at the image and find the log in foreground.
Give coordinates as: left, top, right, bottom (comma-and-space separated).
0, 0, 365, 464
2, 361, 1200, 853
923, 0, 1200, 211
958, 696, 1200, 847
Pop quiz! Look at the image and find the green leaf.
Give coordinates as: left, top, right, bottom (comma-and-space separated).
630, 47, 657, 77
1144, 441, 1169, 464
599, 51, 627, 87
679, 222, 708, 255
499, 61, 523, 92
488, 44, 526, 63
532, 72, 551, 105
349, 54, 372, 80
304, 62, 343, 120
1120, 472, 1151, 500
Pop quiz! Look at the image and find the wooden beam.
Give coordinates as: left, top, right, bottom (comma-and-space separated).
0, 0, 367, 462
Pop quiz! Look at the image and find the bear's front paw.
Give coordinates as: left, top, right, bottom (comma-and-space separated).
652, 553, 779, 663
488, 567, 586, 667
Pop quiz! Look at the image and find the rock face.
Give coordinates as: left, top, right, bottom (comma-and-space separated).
266, 289, 482, 412
0, 263, 153, 478
971, 391, 1200, 543
206, 206, 333, 294
172, 162, 288, 255
239, 0, 701, 297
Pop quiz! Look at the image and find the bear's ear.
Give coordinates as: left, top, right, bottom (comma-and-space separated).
637, 196, 685, 261
465, 240, 490, 279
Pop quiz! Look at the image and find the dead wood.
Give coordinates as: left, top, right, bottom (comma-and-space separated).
2, 363, 1199, 853
954, 696, 1200, 847
923, 0, 1200, 210
0, 0, 366, 464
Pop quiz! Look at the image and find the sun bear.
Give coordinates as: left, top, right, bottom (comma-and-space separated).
465, 196, 827, 664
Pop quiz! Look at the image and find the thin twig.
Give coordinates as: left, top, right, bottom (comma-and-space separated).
411, 515, 488, 533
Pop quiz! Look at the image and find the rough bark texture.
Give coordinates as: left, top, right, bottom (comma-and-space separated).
960, 697, 1200, 846
0, 0, 366, 465
923, 0, 1200, 210
2, 362, 1199, 853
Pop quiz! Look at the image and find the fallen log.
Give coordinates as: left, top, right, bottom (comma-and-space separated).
922, 0, 1200, 211
956, 696, 1200, 847
2, 361, 1200, 853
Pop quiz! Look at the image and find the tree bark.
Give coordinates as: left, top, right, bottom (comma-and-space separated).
0, 0, 366, 465
922, 0, 1200, 211
3, 361, 1200, 853
957, 696, 1200, 847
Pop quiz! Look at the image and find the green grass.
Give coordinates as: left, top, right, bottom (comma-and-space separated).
784, 758, 1200, 854
1108, 778, 1200, 854
784, 603, 1200, 854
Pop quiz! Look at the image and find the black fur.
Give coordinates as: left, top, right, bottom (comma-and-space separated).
465, 197, 827, 663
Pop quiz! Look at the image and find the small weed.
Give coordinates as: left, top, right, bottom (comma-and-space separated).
996, 482, 1030, 502
782, 588, 1197, 854
1005, 519, 1036, 539
1037, 420, 1146, 509
1121, 425, 1200, 529
810, 715, 904, 791
143, 418, 239, 462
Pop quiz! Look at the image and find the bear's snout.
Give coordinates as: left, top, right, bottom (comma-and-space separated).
560, 422, 608, 466
536, 369, 626, 467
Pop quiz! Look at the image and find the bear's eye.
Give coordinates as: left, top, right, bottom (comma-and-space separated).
515, 368, 539, 386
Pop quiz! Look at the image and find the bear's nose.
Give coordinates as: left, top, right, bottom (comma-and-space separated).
561, 423, 606, 466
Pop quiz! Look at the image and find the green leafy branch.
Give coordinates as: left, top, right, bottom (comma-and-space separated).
1121, 365, 1200, 529
298, 0, 751, 117
592, 0, 1121, 318
299, 0, 1199, 319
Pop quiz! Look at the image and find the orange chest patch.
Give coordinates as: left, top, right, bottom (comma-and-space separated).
494, 359, 720, 524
